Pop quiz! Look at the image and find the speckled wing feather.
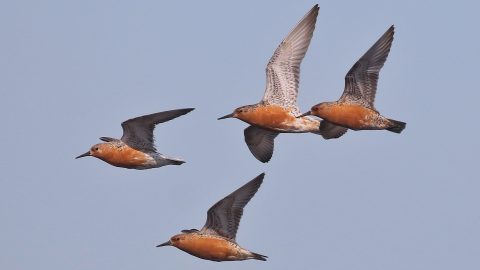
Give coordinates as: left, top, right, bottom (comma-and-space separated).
200, 173, 265, 241
120, 108, 194, 152
319, 120, 348, 139
262, 5, 319, 114
340, 25, 394, 109
244, 126, 279, 163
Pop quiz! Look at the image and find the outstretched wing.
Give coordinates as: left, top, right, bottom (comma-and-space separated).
120, 108, 194, 152
200, 173, 265, 241
244, 126, 279, 163
262, 5, 319, 114
340, 25, 394, 109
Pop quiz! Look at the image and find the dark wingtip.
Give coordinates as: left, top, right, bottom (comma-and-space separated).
177, 108, 195, 115
250, 173, 265, 189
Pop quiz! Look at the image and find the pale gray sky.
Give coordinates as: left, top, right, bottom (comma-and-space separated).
1, 0, 479, 269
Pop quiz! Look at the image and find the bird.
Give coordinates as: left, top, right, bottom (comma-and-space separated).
218, 5, 325, 163
298, 25, 406, 137
75, 108, 194, 169
156, 173, 267, 262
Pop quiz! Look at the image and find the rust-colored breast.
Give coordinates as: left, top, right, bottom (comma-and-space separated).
317, 104, 377, 130
176, 235, 237, 261
97, 146, 150, 168
239, 105, 296, 130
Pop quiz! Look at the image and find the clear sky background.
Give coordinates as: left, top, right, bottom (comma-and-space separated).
1, 0, 479, 269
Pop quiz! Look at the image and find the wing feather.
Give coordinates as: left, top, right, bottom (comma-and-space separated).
200, 173, 265, 241
340, 25, 394, 109
244, 126, 279, 163
262, 5, 319, 113
120, 108, 194, 152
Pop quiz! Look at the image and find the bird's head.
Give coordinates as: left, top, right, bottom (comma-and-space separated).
298, 103, 329, 118
218, 105, 255, 122
75, 143, 109, 159
156, 233, 188, 248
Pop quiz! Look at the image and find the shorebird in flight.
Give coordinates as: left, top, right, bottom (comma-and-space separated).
218, 5, 330, 163
76, 108, 194, 169
157, 173, 267, 262
299, 26, 405, 137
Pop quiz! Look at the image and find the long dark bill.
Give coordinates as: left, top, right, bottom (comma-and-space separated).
156, 240, 172, 247
75, 151, 91, 159
296, 111, 311, 118
217, 113, 234, 120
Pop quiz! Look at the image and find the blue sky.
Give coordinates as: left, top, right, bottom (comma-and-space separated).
1, 0, 479, 269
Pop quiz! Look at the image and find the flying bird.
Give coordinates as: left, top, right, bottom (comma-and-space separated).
299, 25, 405, 137
75, 108, 194, 169
157, 173, 267, 262
218, 5, 325, 163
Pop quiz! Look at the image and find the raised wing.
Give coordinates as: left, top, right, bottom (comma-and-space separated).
340, 25, 394, 109
262, 5, 319, 113
120, 108, 194, 152
200, 173, 265, 241
244, 126, 279, 163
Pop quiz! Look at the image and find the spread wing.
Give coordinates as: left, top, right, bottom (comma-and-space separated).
244, 126, 279, 163
262, 5, 319, 114
340, 25, 394, 109
200, 173, 265, 241
120, 108, 194, 152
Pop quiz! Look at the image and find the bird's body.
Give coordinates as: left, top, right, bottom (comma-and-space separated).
218, 5, 323, 162
76, 108, 194, 169
157, 173, 267, 262
300, 25, 406, 137
313, 102, 396, 131
235, 104, 320, 133
84, 140, 184, 170
165, 232, 263, 262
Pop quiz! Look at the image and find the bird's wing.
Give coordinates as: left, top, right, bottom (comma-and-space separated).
99, 137, 120, 143
120, 108, 194, 152
340, 25, 394, 109
262, 5, 319, 114
200, 173, 265, 241
244, 125, 279, 163
319, 120, 348, 139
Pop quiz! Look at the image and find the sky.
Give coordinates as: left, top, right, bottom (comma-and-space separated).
1, 0, 479, 269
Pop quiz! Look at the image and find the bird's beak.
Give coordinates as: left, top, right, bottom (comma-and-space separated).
297, 111, 311, 118
156, 240, 172, 247
75, 151, 91, 159
218, 113, 234, 120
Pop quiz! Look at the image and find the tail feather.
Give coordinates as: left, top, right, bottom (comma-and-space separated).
250, 252, 268, 261
386, 118, 406, 134
167, 158, 185, 165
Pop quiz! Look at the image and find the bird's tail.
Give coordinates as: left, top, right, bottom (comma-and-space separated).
167, 158, 185, 165
249, 252, 268, 261
386, 118, 406, 134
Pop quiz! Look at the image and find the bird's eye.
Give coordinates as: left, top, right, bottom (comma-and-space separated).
174, 237, 180, 241
94, 147, 99, 151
